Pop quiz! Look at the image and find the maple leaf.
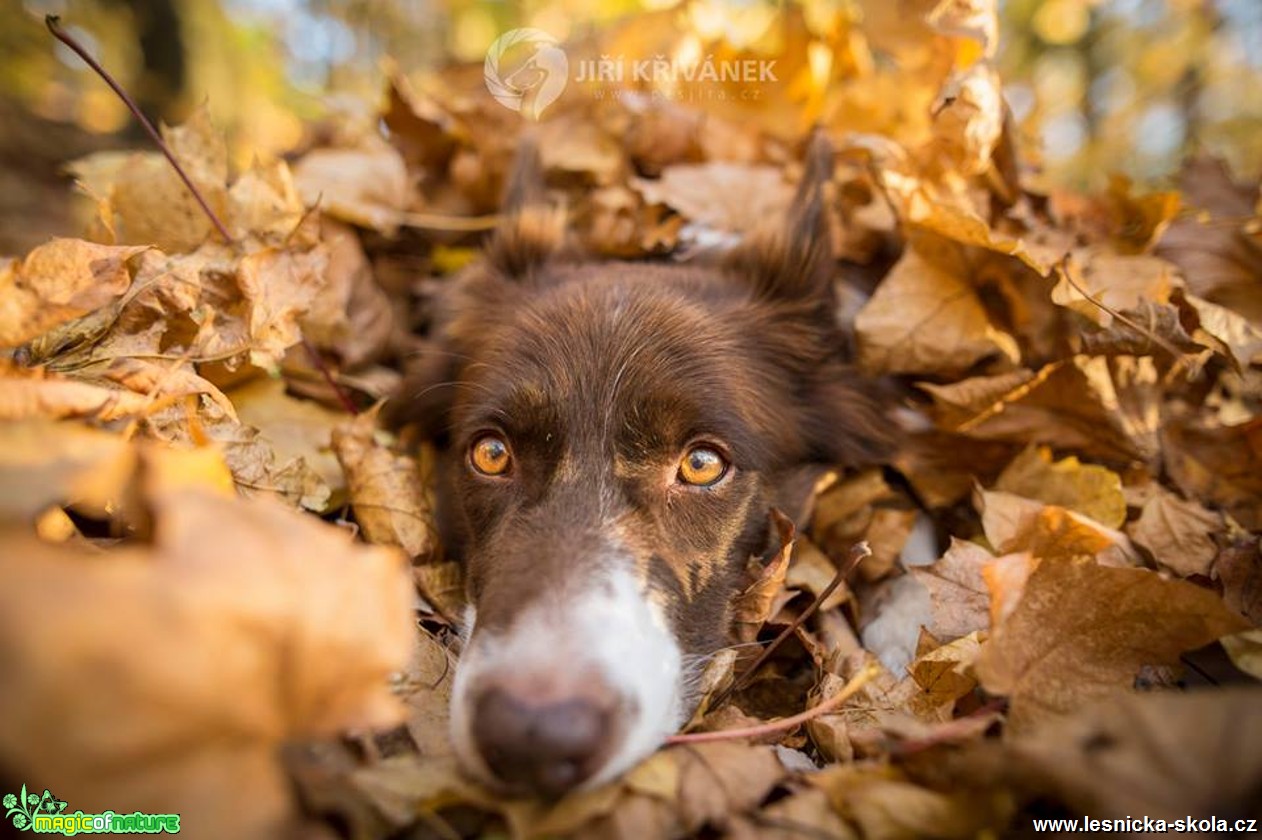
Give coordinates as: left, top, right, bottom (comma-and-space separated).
975, 557, 1249, 729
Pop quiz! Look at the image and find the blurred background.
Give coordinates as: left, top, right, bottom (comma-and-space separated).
1, 0, 1259, 254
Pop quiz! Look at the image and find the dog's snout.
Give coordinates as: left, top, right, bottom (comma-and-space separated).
472, 687, 615, 797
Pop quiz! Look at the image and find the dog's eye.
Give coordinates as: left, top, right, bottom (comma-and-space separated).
677, 446, 728, 487
470, 435, 512, 476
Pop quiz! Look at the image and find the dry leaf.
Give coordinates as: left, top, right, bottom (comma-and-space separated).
229, 376, 346, 510
731, 511, 795, 643
101, 106, 232, 252
977, 489, 1138, 566
673, 742, 785, 833
975, 557, 1249, 729
0, 420, 135, 521
332, 407, 438, 562
1005, 687, 1262, 819
811, 763, 1010, 840
292, 136, 412, 234
993, 446, 1126, 529
855, 247, 1019, 377
0, 487, 413, 840
1127, 486, 1224, 577
910, 539, 993, 640
1212, 538, 1262, 626
1162, 416, 1262, 530
632, 162, 793, 235
0, 239, 149, 347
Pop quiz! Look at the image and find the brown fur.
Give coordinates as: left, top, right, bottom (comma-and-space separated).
386, 133, 891, 657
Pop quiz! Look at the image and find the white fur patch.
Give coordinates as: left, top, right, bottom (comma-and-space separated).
450, 566, 685, 789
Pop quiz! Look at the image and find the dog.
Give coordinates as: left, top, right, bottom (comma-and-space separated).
386, 133, 889, 797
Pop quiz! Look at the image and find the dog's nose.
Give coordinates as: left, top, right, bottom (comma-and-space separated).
472, 688, 614, 797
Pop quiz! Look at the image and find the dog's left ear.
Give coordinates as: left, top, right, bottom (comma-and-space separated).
485, 135, 568, 281
728, 130, 836, 304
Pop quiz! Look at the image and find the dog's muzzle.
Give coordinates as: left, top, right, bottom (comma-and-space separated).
450, 568, 685, 797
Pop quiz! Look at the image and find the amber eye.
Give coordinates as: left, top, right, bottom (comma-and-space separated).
677, 446, 728, 487
470, 435, 512, 477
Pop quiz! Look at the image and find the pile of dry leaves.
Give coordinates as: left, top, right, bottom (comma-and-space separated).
1, 0, 1260, 837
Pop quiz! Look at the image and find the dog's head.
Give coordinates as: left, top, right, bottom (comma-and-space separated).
387, 135, 889, 797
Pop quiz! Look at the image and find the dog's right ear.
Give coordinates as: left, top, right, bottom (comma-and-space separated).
384, 139, 562, 436
485, 135, 567, 280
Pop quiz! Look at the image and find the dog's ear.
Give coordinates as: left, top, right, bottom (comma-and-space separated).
485, 135, 567, 280
728, 130, 836, 303
384, 139, 564, 437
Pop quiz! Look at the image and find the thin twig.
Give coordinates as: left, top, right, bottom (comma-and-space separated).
46, 15, 233, 245
719, 540, 872, 705
48, 15, 361, 415
665, 662, 880, 745
1054, 256, 1186, 361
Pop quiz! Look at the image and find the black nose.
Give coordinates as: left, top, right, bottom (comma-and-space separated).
472, 688, 614, 797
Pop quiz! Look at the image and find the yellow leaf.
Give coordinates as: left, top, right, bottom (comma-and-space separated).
994, 446, 1127, 529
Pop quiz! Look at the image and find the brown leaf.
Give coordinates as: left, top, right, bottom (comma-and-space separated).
910, 538, 993, 640
293, 136, 412, 234
975, 557, 1249, 729
229, 377, 346, 510
1127, 487, 1224, 577
0, 487, 413, 840
226, 159, 312, 244
632, 161, 794, 235
1184, 292, 1262, 370
907, 632, 984, 710
301, 218, 395, 367
332, 407, 438, 562
0, 420, 135, 521
1076, 298, 1205, 359
922, 64, 1003, 178
1157, 158, 1262, 326
728, 786, 858, 840
539, 117, 625, 187
810, 763, 1010, 840
1161, 416, 1262, 530
237, 246, 330, 369
855, 248, 1019, 377
977, 489, 1138, 566
0, 239, 149, 347
980, 551, 1039, 628
395, 632, 455, 762
382, 71, 459, 175
731, 511, 795, 643
0, 359, 159, 422
1050, 251, 1179, 327
786, 536, 851, 612
673, 742, 785, 833
105, 106, 232, 252
811, 469, 917, 580
921, 356, 1160, 462
1212, 538, 1262, 626
1005, 687, 1262, 819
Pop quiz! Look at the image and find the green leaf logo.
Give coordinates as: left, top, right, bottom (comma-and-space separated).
4, 784, 65, 831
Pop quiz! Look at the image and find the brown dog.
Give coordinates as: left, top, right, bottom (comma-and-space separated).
387, 133, 889, 797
